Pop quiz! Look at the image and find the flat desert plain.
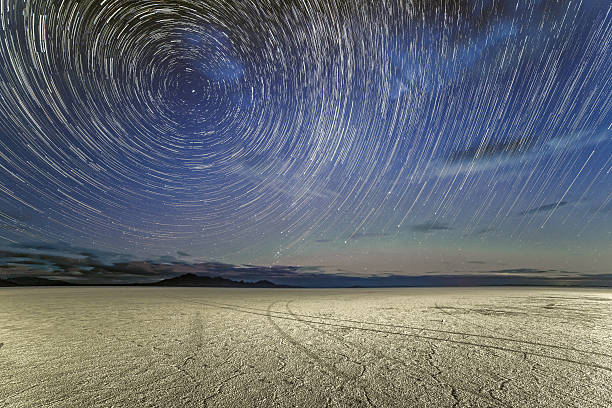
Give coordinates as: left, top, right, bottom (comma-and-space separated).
0, 287, 610, 407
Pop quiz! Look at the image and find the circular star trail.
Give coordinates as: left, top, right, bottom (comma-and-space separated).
0, 1, 610, 269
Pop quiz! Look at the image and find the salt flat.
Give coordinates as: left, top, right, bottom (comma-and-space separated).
0, 287, 610, 407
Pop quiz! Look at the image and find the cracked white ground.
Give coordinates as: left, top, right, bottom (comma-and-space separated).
0, 287, 610, 407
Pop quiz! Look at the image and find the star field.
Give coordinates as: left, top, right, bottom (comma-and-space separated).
0, 0, 610, 279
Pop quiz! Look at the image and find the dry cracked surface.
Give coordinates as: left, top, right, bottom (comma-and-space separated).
0, 287, 610, 407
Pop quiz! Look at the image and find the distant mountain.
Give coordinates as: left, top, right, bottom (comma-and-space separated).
0, 276, 73, 286
147, 273, 296, 288
0, 273, 296, 287
3, 271, 608, 288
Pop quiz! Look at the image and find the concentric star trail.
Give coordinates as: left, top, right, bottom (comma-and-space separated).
0, 0, 610, 278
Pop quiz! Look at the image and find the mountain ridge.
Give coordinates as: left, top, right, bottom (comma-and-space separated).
0, 273, 296, 288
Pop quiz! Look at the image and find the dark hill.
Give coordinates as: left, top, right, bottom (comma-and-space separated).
0, 273, 295, 287
148, 273, 295, 288
0, 276, 72, 286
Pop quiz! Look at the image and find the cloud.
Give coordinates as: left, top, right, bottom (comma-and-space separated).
351, 232, 392, 240
153, 255, 178, 264
2, 242, 609, 288
519, 201, 568, 215
388, 0, 534, 99
0, 243, 326, 284
475, 227, 496, 235
435, 129, 610, 178
7, 241, 133, 265
580, 273, 612, 280
488, 268, 554, 274
544, 129, 610, 151
447, 137, 536, 164
411, 221, 451, 232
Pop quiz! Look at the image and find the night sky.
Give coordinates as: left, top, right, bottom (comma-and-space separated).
0, 0, 610, 284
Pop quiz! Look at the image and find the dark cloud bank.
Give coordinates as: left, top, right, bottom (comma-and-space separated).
0, 242, 609, 288
411, 221, 451, 233
519, 201, 569, 215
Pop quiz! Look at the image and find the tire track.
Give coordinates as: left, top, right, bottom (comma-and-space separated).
169, 297, 611, 373
264, 301, 381, 407
181, 298, 611, 358
283, 300, 514, 408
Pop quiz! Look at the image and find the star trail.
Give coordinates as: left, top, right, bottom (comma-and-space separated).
0, 0, 610, 282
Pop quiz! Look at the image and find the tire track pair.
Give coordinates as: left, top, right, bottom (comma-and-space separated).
281, 300, 516, 408
173, 297, 611, 373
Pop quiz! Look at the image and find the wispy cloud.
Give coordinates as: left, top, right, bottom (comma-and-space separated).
6, 241, 133, 265
488, 268, 555, 274
314, 238, 333, 243
446, 137, 536, 164
2, 242, 609, 287
519, 201, 568, 216
0, 243, 326, 284
434, 129, 610, 179
411, 221, 451, 233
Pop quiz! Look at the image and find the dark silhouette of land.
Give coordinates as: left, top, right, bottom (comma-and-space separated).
1, 271, 611, 287
0, 276, 73, 287
147, 273, 296, 288
0, 273, 296, 288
